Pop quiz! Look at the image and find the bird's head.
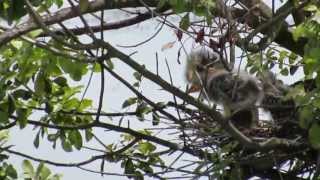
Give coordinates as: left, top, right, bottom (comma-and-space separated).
185, 48, 221, 93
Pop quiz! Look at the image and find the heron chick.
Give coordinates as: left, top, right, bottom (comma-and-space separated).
185, 48, 264, 128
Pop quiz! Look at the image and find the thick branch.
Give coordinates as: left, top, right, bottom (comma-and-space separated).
0, 0, 307, 55
38, 11, 158, 37
0, 0, 159, 47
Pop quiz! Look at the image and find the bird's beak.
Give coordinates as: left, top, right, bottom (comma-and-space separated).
187, 84, 202, 93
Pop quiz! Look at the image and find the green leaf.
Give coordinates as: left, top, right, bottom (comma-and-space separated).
6, 165, 17, 179
299, 107, 314, 129
47, 134, 59, 142
34, 72, 46, 96
78, 99, 92, 111
36, 162, 51, 180
280, 68, 289, 76
124, 159, 135, 174
29, 29, 43, 38
58, 59, 87, 81
133, 82, 140, 87
51, 174, 63, 180
133, 72, 142, 81
152, 112, 160, 125
22, 160, 34, 179
138, 161, 153, 174
0, 154, 9, 162
11, 40, 23, 49
293, 24, 306, 41
122, 97, 137, 108
63, 98, 79, 111
92, 63, 101, 72
180, 13, 190, 31
7, 94, 15, 115
17, 108, 28, 129
309, 123, 320, 150
136, 102, 152, 119
61, 139, 73, 152
54, 0, 64, 7
0, 111, 9, 124
0, 130, 9, 143
53, 76, 68, 87
85, 129, 93, 142
288, 53, 298, 64
68, 130, 83, 150
304, 58, 317, 75
79, 0, 89, 12
12, 89, 32, 100
33, 132, 40, 148
304, 4, 318, 12
170, 0, 187, 13
138, 142, 156, 155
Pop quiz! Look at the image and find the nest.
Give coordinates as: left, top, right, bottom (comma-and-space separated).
176, 108, 306, 152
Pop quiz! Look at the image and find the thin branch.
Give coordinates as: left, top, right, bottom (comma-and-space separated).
77, 166, 138, 177
0, 120, 17, 131
22, 119, 201, 157
95, 64, 105, 122
30, 106, 137, 117
117, 16, 167, 48
0, 0, 161, 47
1, 147, 104, 167
100, 63, 181, 124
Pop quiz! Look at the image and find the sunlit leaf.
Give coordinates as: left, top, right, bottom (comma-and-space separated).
22, 160, 34, 179
78, 99, 92, 111
69, 130, 83, 150
34, 72, 46, 96
36, 162, 51, 180
138, 142, 156, 155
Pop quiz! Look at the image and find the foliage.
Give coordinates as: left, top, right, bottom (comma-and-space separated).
0, 0, 319, 179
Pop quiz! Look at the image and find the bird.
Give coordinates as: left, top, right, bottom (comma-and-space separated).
258, 71, 296, 124
185, 48, 264, 128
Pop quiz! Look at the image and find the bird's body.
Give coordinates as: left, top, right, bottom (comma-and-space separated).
185, 48, 264, 128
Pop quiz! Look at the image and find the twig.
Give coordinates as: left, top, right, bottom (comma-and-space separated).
117, 16, 167, 48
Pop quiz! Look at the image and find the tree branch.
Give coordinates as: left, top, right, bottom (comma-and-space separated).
0, 0, 160, 47
24, 119, 202, 157
102, 41, 304, 151
38, 11, 161, 37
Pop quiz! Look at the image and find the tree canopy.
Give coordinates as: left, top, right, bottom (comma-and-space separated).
0, 0, 319, 179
